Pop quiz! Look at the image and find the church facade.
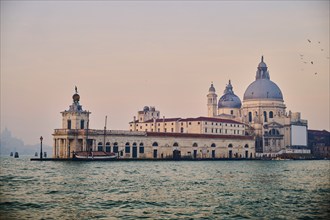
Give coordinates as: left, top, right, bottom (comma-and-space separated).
207, 56, 308, 156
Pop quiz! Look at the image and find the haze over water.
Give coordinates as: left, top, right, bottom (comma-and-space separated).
1, 157, 329, 219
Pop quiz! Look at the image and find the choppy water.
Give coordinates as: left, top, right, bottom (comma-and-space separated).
0, 157, 329, 219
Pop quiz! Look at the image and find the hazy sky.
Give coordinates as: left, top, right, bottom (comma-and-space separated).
1, 1, 329, 146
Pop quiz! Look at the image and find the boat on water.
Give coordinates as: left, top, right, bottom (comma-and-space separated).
14, 152, 19, 158
73, 151, 117, 160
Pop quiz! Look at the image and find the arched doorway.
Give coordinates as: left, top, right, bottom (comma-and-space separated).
173, 142, 181, 160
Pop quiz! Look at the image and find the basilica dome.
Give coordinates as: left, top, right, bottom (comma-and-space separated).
218, 80, 242, 108
243, 56, 283, 101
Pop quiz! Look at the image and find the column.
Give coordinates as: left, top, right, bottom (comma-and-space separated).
53, 139, 56, 158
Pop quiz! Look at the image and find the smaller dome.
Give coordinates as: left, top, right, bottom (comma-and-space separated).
218, 80, 242, 108
143, 106, 150, 112
209, 83, 216, 93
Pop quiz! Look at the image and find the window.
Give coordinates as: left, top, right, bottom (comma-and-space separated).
205, 122, 208, 125
145, 124, 147, 126
248, 112, 252, 122
269, 111, 274, 118
215, 128, 218, 133
189, 122, 191, 125
139, 143, 144, 154
172, 123, 174, 125
152, 142, 158, 147
126, 143, 132, 153
234, 130, 236, 134
228, 144, 233, 148
245, 144, 249, 148
205, 128, 207, 133
211, 143, 216, 148
98, 142, 103, 151
158, 128, 160, 132
198, 122, 200, 125
193, 143, 198, 147
80, 120, 85, 129
211, 122, 213, 125
180, 127, 184, 133
173, 142, 179, 147
106, 142, 111, 152
140, 126, 142, 129
225, 129, 227, 134
211, 128, 214, 133
113, 142, 118, 153
164, 128, 167, 132
171, 128, 174, 132
230, 110, 233, 115
67, 120, 71, 129
264, 111, 268, 122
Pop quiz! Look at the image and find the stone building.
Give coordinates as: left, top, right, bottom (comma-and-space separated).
53, 89, 255, 159
207, 56, 308, 156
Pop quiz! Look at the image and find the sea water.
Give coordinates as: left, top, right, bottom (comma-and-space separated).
0, 157, 329, 219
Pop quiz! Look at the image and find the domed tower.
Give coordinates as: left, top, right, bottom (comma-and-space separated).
53, 87, 91, 158
218, 80, 242, 118
207, 83, 218, 117
242, 57, 287, 153
242, 56, 286, 125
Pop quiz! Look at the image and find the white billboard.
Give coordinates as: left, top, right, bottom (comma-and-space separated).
291, 125, 307, 146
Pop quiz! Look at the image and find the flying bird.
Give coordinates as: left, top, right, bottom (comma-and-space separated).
307, 39, 311, 43
311, 61, 314, 64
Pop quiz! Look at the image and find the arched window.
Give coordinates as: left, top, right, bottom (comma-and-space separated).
113, 142, 118, 153
228, 143, 233, 148
126, 143, 132, 153
263, 111, 268, 122
98, 142, 103, 151
106, 142, 111, 152
139, 143, 144, 154
173, 142, 179, 147
180, 127, 184, 133
230, 110, 234, 115
269, 111, 274, 118
193, 143, 198, 147
152, 142, 158, 147
248, 112, 252, 122
244, 144, 249, 148
211, 143, 216, 148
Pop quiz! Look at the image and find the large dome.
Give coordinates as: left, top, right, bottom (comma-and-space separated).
218, 80, 242, 108
243, 56, 283, 101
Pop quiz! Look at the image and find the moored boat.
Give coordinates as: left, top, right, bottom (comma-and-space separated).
73, 151, 117, 160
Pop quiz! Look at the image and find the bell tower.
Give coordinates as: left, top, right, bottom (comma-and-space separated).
207, 83, 218, 117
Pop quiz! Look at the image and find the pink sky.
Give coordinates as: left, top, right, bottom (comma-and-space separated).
1, 1, 329, 145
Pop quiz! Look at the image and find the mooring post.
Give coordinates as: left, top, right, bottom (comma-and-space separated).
40, 136, 43, 159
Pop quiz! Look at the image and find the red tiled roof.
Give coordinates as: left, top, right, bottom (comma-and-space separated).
179, 117, 242, 124
130, 116, 242, 124
146, 132, 253, 140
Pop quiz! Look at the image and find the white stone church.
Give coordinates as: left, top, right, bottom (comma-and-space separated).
52, 56, 308, 159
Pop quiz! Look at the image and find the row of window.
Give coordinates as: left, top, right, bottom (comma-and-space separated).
96, 141, 248, 149
131, 121, 242, 128
67, 120, 85, 129
248, 111, 274, 123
